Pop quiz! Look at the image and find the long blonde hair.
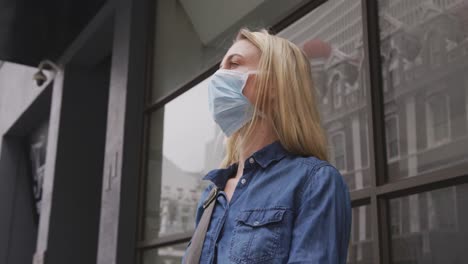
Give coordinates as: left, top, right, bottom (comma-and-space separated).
220, 28, 328, 167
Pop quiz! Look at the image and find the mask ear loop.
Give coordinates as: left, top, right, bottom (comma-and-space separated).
246, 70, 267, 119
246, 70, 268, 119
240, 70, 258, 93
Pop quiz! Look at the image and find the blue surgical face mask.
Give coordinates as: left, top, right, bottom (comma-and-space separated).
208, 69, 258, 137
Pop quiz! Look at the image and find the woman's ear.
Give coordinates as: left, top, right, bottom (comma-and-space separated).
267, 82, 276, 105
243, 74, 257, 103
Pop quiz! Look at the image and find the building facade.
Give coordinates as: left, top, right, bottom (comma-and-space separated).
1, 0, 468, 264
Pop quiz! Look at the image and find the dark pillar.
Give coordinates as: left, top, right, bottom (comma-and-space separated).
0, 138, 38, 264
96, 0, 151, 262
34, 60, 110, 264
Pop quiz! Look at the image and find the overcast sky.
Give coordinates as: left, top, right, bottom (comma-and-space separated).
162, 79, 222, 173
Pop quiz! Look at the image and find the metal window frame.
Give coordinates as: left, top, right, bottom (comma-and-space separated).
133, 0, 468, 263
136, 0, 328, 255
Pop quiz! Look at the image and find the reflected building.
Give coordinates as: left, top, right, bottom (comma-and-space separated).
146, 125, 224, 262
144, 156, 202, 263
157, 157, 200, 236
28, 122, 49, 216
381, 1, 468, 263
302, 30, 373, 264
130, 1, 468, 263
149, 1, 468, 262
298, 0, 468, 263
379, 1, 468, 178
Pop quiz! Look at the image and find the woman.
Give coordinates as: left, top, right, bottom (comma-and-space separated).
183, 28, 351, 264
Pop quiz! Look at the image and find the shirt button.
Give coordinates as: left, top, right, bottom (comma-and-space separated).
249, 157, 255, 164
253, 221, 260, 226
241, 178, 246, 185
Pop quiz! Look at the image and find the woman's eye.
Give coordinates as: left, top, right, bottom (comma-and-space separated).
230, 62, 239, 68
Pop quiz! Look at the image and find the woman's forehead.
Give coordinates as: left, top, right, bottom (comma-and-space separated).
225, 39, 260, 60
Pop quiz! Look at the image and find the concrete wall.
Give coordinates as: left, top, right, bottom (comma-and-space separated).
0, 61, 54, 148
0, 61, 54, 264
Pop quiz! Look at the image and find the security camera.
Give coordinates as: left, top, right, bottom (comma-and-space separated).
33, 60, 61, 87
33, 71, 47, 86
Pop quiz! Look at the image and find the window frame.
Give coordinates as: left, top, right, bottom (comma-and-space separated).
137, 0, 332, 253
134, 1, 468, 264
425, 92, 451, 148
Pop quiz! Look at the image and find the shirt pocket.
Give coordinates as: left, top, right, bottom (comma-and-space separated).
229, 208, 287, 264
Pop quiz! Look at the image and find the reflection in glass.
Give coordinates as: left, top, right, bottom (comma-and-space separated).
390, 184, 468, 263
331, 132, 347, 171
386, 115, 400, 161
151, 0, 310, 101
378, 0, 468, 181
347, 205, 373, 264
144, 80, 225, 241
279, 0, 371, 191
142, 242, 189, 264
28, 121, 49, 216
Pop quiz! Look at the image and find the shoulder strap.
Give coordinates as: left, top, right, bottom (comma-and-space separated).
184, 186, 218, 264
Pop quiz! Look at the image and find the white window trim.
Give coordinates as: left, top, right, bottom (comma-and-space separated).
331, 73, 343, 109
362, 114, 370, 169
425, 93, 451, 148
388, 48, 400, 86
428, 30, 442, 67
381, 54, 388, 93
330, 131, 347, 173
385, 114, 400, 162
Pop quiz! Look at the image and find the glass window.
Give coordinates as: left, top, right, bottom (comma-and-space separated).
382, 54, 390, 93
331, 132, 347, 172
347, 205, 373, 264
332, 74, 344, 109
142, 242, 189, 264
466, 79, 468, 124
378, 0, 468, 181
429, 31, 443, 66
28, 121, 49, 216
279, 0, 370, 191
386, 115, 400, 161
150, 0, 311, 102
426, 93, 450, 146
390, 198, 403, 236
389, 184, 468, 263
143, 80, 225, 241
388, 49, 400, 87
144, 0, 370, 249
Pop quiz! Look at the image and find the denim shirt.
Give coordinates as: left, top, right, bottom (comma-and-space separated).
182, 140, 351, 264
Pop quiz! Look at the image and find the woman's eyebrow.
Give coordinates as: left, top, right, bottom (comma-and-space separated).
229, 53, 243, 60
219, 53, 244, 68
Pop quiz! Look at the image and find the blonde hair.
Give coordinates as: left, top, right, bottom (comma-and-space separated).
220, 28, 328, 167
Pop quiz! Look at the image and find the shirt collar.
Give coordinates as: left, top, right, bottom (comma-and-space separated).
202, 140, 289, 186
202, 163, 238, 188
250, 139, 289, 169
